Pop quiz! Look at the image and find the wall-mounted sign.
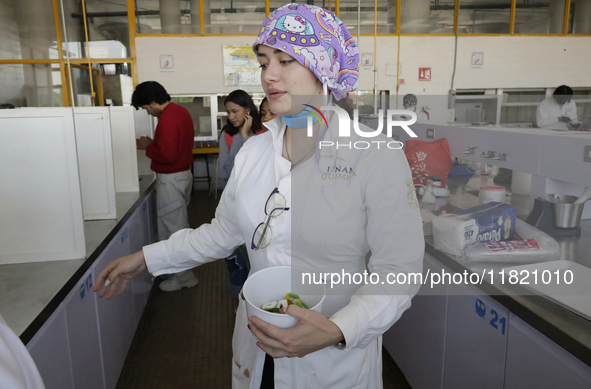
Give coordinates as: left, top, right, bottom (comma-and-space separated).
223, 45, 261, 86
361, 53, 374, 67
471, 52, 484, 68
160, 55, 174, 72
419, 67, 431, 81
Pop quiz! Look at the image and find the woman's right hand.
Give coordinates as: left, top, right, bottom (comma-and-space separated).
240, 114, 253, 138
93, 250, 147, 299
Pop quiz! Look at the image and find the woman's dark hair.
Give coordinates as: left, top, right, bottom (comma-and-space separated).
222, 90, 261, 136
259, 97, 268, 114
131, 81, 171, 109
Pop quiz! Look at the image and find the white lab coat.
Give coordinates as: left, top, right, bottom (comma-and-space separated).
0, 314, 45, 389
143, 115, 424, 389
536, 97, 578, 130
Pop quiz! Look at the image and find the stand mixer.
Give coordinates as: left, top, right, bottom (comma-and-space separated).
526, 187, 591, 238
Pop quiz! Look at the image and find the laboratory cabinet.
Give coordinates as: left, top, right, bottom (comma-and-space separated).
504, 314, 591, 389
27, 305, 75, 389
64, 266, 106, 389
26, 191, 157, 389
128, 199, 154, 326
384, 253, 449, 389
442, 285, 509, 389
399, 253, 449, 389
94, 226, 136, 389
385, 249, 591, 389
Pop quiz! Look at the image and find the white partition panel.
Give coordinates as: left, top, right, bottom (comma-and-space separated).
74, 107, 117, 220
109, 107, 140, 192
0, 108, 86, 264
133, 108, 157, 177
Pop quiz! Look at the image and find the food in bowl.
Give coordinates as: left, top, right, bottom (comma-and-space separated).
261, 293, 309, 314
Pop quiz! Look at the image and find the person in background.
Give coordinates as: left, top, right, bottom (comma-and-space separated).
132, 81, 198, 292
259, 97, 278, 128
218, 90, 262, 186
335, 94, 355, 119
403, 93, 429, 121
0, 314, 45, 388
536, 85, 578, 130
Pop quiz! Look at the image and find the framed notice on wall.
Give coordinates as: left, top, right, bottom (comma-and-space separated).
223, 45, 261, 86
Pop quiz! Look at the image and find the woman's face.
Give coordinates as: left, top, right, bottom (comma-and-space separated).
260, 100, 278, 123
257, 45, 321, 116
225, 101, 249, 128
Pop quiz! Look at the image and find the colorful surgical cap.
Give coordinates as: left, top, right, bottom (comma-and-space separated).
403, 94, 418, 107
253, 3, 359, 100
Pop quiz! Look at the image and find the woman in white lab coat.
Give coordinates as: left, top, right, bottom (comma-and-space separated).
94, 4, 424, 388
536, 85, 578, 130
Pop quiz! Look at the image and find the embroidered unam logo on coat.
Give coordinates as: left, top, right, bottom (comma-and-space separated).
322, 166, 356, 181
406, 178, 420, 209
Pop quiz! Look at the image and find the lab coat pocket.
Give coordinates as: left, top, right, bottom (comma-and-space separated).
232, 299, 258, 383
301, 184, 363, 247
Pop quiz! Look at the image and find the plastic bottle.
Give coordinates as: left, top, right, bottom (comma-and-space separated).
422, 179, 436, 203
480, 163, 490, 176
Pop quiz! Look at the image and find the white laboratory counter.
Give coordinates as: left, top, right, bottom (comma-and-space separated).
0, 187, 153, 337
0, 175, 156, 339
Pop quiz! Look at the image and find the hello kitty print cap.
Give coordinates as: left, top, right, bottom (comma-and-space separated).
253, 3, 359, 100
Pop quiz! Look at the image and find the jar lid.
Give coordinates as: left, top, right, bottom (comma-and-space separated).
480, 185, 505, 191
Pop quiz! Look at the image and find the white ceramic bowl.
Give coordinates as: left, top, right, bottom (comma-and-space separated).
241, 266, 326, 329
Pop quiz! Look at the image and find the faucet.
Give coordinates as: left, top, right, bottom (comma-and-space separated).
463, 146, 476, 155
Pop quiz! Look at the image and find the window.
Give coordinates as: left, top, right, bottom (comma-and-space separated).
206, 0, 266, 34
0, 64, 64, 107
514, 0, 566, 34
135, 0, 198, 34
61, 0, 130, 58
0, 0, 59, 60
457, 0, 512, 34
339, 0, 397, 34
400, 0, 455, 34
568, 0, 591, 34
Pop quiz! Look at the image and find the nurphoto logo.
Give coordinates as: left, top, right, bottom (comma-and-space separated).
303, 105, 419, 150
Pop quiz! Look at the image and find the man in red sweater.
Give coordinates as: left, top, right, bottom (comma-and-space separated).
133, 81, 198, 292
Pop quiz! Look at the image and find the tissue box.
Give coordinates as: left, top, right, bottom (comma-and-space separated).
433, 202, 517, 255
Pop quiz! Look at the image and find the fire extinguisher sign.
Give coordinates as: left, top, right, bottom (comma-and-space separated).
419, 67, 431, 81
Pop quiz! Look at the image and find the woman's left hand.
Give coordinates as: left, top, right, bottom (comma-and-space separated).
248, 305, 344, 358
240, 114, 253, 138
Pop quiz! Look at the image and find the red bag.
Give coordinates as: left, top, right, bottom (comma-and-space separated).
405, 138, 453, 187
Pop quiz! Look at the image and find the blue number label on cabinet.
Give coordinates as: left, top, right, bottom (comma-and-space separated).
120, 227, 129, 243
475, 299, 486, 318
79, 273, 94, 300
475, 299, 506, 335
